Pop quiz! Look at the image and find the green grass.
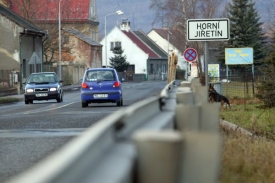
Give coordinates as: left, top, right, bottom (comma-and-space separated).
219, 102, 275, 183
0, 97, 22, 104
221, 103, 275, 139
221, 81, 255, 99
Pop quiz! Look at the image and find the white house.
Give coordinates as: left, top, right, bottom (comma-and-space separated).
147, 28, 195, 80
100, 20, 167, 81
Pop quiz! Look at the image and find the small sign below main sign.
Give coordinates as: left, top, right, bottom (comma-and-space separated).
183, 48, 198, 62
187, 18, 230, 41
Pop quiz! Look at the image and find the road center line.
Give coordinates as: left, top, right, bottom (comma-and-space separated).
23, 102, 76, 114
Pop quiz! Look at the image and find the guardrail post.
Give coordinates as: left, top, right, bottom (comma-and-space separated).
175, 104, 199, 131
192, 86, 208, 105
200, 102, 220, 132
176, 90, 193, 104
179, 131, 222, 183
133, 130, 182, 183
175, 79, 222, 183
180, 81, 191, 87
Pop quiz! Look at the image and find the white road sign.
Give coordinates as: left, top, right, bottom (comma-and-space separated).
187, 18, 230, 41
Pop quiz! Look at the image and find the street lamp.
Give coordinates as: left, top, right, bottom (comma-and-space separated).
104, 10, 123, 68
58, 0, 62, 80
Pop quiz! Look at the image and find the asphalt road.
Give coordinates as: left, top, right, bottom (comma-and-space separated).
0, 81, 167, 182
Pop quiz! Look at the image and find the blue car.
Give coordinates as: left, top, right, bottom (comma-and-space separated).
80, 68, 123, 108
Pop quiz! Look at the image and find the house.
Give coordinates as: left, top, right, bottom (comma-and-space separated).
0, 3, 47, 93
100, 19, 168, 81
147, 28, 193, 80
62, 28, 102, 83
133, 29, 168, 81
5, 0, 101, 84
6, 0, 99, 40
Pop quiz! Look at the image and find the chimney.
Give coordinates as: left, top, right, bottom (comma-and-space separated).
120, 18, 130, 32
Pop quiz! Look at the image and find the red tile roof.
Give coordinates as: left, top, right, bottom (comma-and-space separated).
8, 0, 90, 22
122, 30, 159, 58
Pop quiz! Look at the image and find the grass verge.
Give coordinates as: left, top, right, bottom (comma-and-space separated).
0, 97, 22, 104
219, 102, 275, 182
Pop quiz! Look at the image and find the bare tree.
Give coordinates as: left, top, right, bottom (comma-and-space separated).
150, 0, 227, 79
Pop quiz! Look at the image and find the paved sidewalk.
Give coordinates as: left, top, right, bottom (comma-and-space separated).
1, 84, 81, 99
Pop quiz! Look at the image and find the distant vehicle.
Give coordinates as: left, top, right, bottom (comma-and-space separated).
220, 79, 230, 83
80, 68, 123, 108
24, 72, 63, 104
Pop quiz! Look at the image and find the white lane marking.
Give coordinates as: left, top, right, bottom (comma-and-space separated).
23, 102, 76, 114
0, 128, 85, 138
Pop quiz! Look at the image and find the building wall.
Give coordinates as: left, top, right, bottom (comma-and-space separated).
147, 59, 167, 81
67, 35, 102, 68
148, 30, 185, 70
20, 35, 43, 81
0, 13, 22, 70
147, 31, 168, 54
0, 0, 8, 7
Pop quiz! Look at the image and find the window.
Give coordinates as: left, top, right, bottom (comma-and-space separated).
86, 70, 114, 81
110, 41, 121, 50
90, 5, 95, 18
115, 42, 121, 48
150, 64, 153, 74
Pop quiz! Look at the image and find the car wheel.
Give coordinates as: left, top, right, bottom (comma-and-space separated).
56, 93, 62, 103
116, 97, 123, 106
82, 102, 88, 108
60, 93, 63, 102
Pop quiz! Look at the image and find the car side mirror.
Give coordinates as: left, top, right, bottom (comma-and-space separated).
79, 78, 83, 84
59, 80, 63, 83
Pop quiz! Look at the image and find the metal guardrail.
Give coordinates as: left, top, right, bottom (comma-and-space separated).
6, 79, 221, 183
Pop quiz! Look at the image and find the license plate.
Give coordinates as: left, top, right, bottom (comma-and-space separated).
93, 94, 108, 98
36, 93, 48, 97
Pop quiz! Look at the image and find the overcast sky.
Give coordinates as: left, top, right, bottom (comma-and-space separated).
96, 0, 275, 39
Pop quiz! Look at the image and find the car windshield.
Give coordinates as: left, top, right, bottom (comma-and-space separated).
85, 70, 115, 81
27, 73, 58, 84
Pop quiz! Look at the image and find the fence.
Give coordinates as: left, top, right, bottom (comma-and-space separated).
6, 79, 222, 183
209, 74, 264, 104
117, 72, 146, 82
0, 70, 19, 96
44, 64, 86, 85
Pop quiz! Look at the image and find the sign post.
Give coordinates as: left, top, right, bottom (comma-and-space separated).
187, 18, 230, 91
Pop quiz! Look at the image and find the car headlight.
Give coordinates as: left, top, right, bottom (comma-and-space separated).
26, 89, 34, 93
50, 88, 57, 91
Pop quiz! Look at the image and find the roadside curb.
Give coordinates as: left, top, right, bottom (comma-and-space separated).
219, 119, 257, 138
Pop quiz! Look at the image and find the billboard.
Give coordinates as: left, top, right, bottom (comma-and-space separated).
225, 48, 253, 65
